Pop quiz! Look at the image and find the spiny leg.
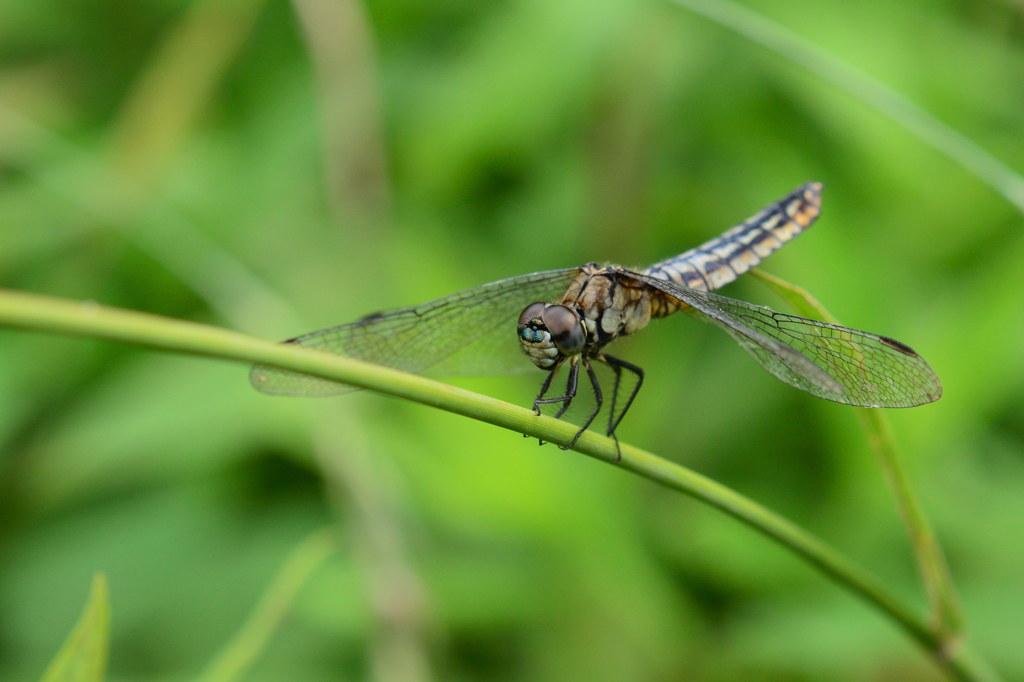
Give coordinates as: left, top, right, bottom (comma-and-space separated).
531, 366, 559, 416
561, 356, 602, 451
595, 354, 644, 438
606, 360, 623, 431
531, 357, 579, 446
602, 357, 625, 461
534, 356, 579, 413
552, 361, 579, 420
526, 364, 558, 442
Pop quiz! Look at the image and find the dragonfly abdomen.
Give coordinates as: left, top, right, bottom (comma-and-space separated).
644, 182, 823, 316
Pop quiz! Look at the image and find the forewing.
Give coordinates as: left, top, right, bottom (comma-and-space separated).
627, 272, 942, 408
251, 268, 580, 396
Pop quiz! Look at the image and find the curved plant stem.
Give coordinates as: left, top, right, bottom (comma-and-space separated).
749, 268, 966, 640
0, 288, 1001, 682
668, 0, 1024, 215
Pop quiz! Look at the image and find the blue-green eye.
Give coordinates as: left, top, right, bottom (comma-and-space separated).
521, 329, 541, 342
518, 303, 548, 344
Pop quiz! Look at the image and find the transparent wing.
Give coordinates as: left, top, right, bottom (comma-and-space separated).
627, 272, 942, 408
251, 268, 580, 396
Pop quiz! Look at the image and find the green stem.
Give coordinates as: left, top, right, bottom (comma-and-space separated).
748, 269, 966, 639
857, 409, 966, 640
0, 288, 1000, 682
195, 528, 337, 682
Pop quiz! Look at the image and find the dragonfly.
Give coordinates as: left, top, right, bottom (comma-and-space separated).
251, 182, 942, 451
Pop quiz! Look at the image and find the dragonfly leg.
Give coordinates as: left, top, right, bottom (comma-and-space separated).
605, 360, 623, 431
531, 366, 559, 416
526, 367, 556, 441
593, 354, 644, 462
600, 357, 624, 462
533, 357, 579, 412
561, 356, 602, 451
552, 362, 580, 420
595, 354, 645, 438
531, 358, 579, 446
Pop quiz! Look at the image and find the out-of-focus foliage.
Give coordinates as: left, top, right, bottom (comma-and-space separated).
0, 0, 1022, 680
38, 574, 109, 682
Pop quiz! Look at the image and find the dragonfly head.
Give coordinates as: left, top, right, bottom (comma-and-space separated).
517, 302, 586, 369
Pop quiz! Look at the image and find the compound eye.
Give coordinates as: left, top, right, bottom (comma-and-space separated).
542, 305, 585, 355
517, 302, 547, 330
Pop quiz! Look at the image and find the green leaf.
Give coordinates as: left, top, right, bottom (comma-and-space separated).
39, 574, 110, 682
748, 268, 839, 323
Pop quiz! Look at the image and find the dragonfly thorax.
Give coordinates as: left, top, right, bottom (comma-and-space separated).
559, 264, 655, 347
517, 302, 586, 369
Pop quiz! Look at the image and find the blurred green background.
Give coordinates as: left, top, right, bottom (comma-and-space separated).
1, 0, 1022, 679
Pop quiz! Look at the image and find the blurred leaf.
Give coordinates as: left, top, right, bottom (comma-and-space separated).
748, 267, 836, 323
197, 528, 337, 682
669, 0, 1024, 215
111, 0, 268, 184
290, 0, 391, 223
38, 574, 110, 682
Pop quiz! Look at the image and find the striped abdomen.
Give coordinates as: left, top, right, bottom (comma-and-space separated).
643, 182, 822, 316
